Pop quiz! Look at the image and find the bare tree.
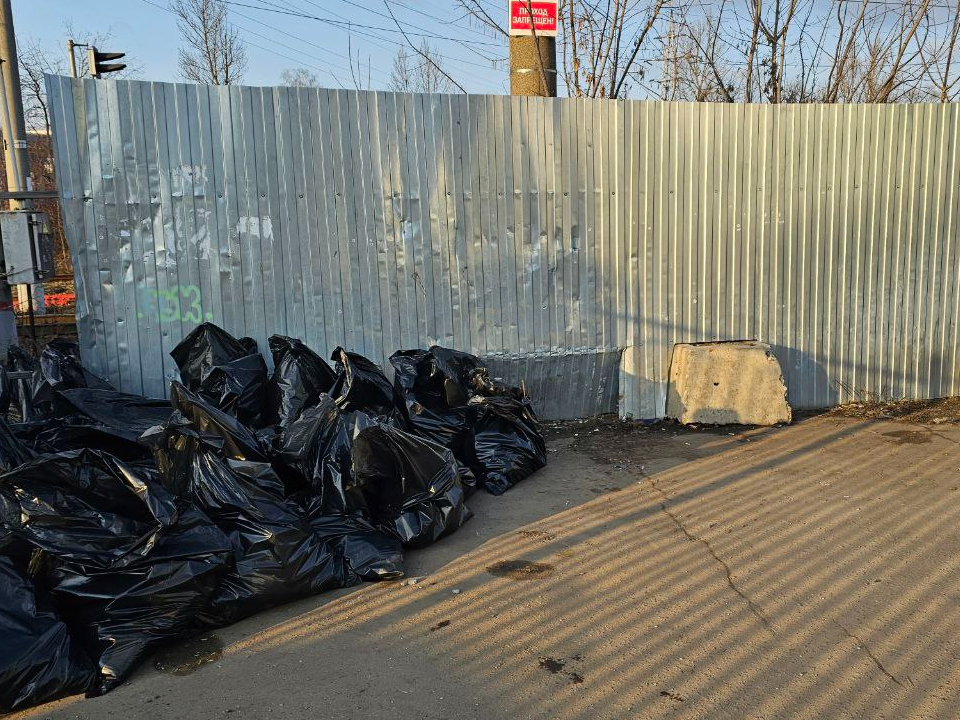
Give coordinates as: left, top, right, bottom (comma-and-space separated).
389, 43, 457, 94
172, 0, 246, 85
459, 0, 959, 103
927, 0, 960, 101
281, 68, 319, 87
383, 1, 465, 93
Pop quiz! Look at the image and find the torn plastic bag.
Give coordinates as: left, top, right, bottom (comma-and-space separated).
145, 420, 355, 626
170, 323, 267, 426
170, 381, 269, 461
352, 421, 472, 548
0, 557, 96, 712
0, 449, 231, 694
394, 346, 523, 402
265, 335, 336, 428
468, 395, 547, 495
0, 416, 34, 471
330, 347, 398, 416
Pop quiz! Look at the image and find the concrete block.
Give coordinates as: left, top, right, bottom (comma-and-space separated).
666, 341, 792, 425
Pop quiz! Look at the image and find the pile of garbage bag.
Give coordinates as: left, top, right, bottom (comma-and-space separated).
0, 323, 547, 712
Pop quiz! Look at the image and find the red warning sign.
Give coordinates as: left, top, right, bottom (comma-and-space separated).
508, 1, 559, 37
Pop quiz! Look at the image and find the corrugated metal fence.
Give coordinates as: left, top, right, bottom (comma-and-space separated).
46, 75, 960, 419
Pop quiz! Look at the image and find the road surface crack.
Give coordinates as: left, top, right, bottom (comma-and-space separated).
833, 619, 904, 687
642, 475, 773, 633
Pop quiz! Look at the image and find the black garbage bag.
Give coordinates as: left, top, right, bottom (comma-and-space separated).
47, 504, 229, 695
12, 388, 174, 462
0, 416, 34, 471
6, 346, 38, 420
24, 422, 156, 463
170, 323, 268, 427
352, 421, 472, 547
55, 388, 173, 438
7, 341, 112, 421
145, 420, 362, 626
0, 364, 11, 417
330, 347, 397, 416
468, 395, 547, 495
306, 511, 403, 582
0, 556, 97, 712
278, 396, 471, 547
390, 346, 547, 494
170, 381, 269, 461
0, 449, 178, 568
265, 335, 336, 428
277, 396, 367, 513
389, 349, 478, 488
0, 449, 231, 694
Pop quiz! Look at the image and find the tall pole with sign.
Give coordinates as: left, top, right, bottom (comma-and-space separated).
508, 1, 557, 96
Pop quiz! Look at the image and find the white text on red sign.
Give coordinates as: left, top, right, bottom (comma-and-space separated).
508, 1, 559, 37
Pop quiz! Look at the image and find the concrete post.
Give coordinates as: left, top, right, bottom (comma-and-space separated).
509, 35, 557, 96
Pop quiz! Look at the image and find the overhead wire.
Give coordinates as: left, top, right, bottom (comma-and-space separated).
138, 0, 352, 87
235, 0, 508, 88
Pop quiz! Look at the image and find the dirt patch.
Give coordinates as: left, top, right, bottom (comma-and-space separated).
542, 414, 768, 469
152, 635, 223, 676
882, 430, 932, 445
829, 396, 960, 424
486, 560, 554, 580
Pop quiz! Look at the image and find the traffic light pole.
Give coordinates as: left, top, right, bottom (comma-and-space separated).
67, 39, 79, 78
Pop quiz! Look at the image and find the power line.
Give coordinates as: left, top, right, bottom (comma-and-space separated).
228, 6, 393, 82
139, 0, 506, 92
138, 0, 349, 87
321, 0, 507, 63
239, 0, 509, 84
223, 0, 506, 46
234, 0, 509, 77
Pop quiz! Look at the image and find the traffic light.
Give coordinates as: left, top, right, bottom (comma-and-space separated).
87, 46, 126, 78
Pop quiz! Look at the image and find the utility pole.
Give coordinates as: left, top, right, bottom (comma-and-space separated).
508, 1, 558, 96
0, 0, 55, 353
0, 0, 27, 351
0, 0, 28, 212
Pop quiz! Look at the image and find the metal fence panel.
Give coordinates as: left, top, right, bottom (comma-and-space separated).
47, 75, 960, 419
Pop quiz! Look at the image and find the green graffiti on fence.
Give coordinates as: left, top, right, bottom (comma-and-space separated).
137, 285, 213, 324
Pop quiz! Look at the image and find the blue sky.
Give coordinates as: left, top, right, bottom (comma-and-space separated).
12, 0, 512, 93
